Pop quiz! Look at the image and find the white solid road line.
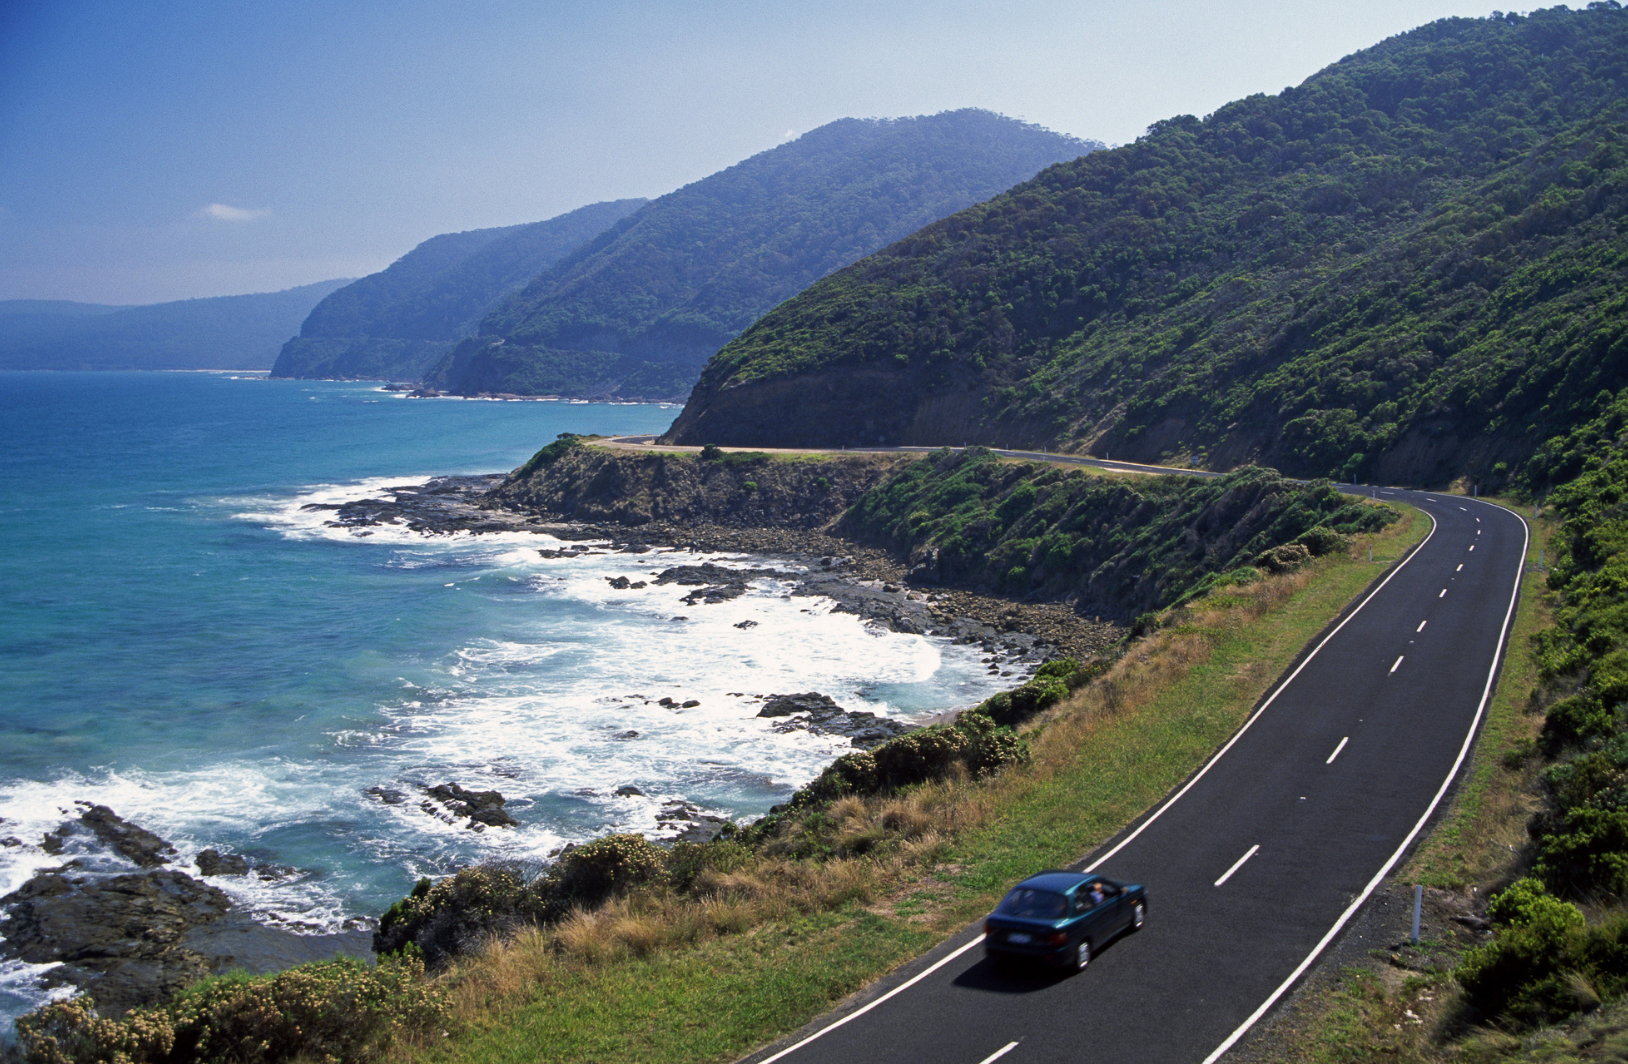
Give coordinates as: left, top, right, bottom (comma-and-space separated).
1326, 737, 1349, 764
1201, 498, 1530, 1064
976, 1043, 1020, 1064
1417, 620, 1427, 632
1080, 514, 1439, 877
1215, 845, 1261, 887
1391, 656, 1404, 673
754, 935, 989, 1063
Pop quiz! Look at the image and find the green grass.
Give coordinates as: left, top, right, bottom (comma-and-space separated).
1406, 502, 1554, 889
412, 910, 933, 1064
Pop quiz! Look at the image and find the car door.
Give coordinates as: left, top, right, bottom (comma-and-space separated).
1079, 880, 1113, 941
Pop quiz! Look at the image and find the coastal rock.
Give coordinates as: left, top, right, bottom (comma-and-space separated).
615, 785, 645, 797
654, 563, 790, 605
606, 575, 648, 589
194, 849, 250, 877
0, 868, 232, 1015
424, 782, 519, 829
757, 692, 916, 750
365, 785, 409, 805
756, 692, 841, 717
655, 800, 732, 844
0, 808, 372, 1017
79, 804, 178, 867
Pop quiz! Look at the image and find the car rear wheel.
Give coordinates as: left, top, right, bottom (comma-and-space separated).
1132, 901, 1146, 930
1073, 939, 1091, 972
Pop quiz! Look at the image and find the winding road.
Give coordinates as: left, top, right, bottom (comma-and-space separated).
607, 439, 1530, 1062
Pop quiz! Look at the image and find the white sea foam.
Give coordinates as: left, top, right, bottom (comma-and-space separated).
1, 473, 1023, 1024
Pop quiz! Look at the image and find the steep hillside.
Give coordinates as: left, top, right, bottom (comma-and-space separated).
424, 110, 1098, 400
0, 280, 349, 371
666, 6, 1628, 490
270, 199, 645, 381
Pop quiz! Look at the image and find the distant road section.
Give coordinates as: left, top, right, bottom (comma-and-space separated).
598, 438, 1527, 1064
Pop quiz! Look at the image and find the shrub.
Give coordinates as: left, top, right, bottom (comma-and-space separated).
514, 433, 583, 477
1296, 526, 1346, 556
545, 833, 667, 911
15, 953, 445, 1064
699, 444, 724, 461
1254, 542, 1312, 574
979, 673, 1069, 727
374, 863, 538, 965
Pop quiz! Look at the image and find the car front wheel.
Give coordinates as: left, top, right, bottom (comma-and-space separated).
1132, 901, 1146, 930
1073, 939, 1091, 972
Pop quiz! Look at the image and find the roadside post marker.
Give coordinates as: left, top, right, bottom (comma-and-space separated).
1411, 885, 1423, 945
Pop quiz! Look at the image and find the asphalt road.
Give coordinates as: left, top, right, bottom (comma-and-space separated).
734, 485, 1529, 1064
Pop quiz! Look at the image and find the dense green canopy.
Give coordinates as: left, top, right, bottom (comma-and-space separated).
270, 199, 645, 381
669, 6, 1628, 489
425, 110, 1098, 399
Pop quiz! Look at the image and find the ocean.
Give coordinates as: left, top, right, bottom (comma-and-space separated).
0, 371, 1008, 1024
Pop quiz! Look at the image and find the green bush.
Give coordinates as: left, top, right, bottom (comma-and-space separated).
374, 863, 538, 964
785, 710, 1026, 809
1459, 879, 1590, 1028
545, 833, 667, 909
514, 433, 583, 477
15, 953, 445, 1064
1295, 526, 1346, 556
699, 444, 724, 461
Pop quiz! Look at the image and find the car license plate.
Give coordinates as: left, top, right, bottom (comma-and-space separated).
1007, 932, 1030, 944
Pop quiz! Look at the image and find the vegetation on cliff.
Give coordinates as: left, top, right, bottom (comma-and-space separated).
667, 6, 1628, 492
424, 110, 1098, 399
837, 448, 1395, 618
270, 200, 645, 381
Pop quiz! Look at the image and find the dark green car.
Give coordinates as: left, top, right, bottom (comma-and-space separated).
983, 870, 1147, 971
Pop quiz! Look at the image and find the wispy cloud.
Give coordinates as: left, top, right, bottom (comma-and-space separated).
196, 203, 269, 222
782, 129, 797, 141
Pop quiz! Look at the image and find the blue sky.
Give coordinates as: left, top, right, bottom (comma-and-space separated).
0, 0, 1496, 304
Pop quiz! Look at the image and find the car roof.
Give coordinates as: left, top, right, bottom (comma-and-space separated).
1014, 870, 1092, 893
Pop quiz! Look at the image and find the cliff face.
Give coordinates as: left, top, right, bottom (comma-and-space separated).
489, 446, 906, 528
664, 7, 1628, 490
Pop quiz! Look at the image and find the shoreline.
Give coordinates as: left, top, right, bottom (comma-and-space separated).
2, 470, 1118, 1025
322, 474, 1123, 663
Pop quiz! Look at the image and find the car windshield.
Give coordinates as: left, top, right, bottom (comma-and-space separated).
998, 887, 1067, 919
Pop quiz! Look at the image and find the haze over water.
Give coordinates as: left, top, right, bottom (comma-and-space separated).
0, 372, 1007, 1022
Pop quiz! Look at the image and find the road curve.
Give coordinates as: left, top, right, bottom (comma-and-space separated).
722, 485, 1529, 1064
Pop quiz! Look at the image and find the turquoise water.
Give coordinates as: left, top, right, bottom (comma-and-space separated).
0, 371, 1007, 1021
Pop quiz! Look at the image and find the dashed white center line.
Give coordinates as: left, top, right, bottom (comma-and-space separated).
1469, 545, 1475, 551
1459, 506, 1467, 511
1477, 529, 1482, 535
1440, 589, 1447, 598
1417, 620, 1427, 632
977, 1043, 1020, 1064
1327, 737, 1349, 764
1390, 655, 1404, 673
1215, 845, 1260, 887
1457, 564, 1463, 571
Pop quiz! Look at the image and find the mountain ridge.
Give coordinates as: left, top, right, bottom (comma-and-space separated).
664, 6, 1628, 491
270, 199, 647, 381
425, 110, 1101, 400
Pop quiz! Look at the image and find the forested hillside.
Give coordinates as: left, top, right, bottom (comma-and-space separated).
667, 6, 1628, 491
270, 199, 645, 381
0, 280, 349, 371
424, 110, 1098, 400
